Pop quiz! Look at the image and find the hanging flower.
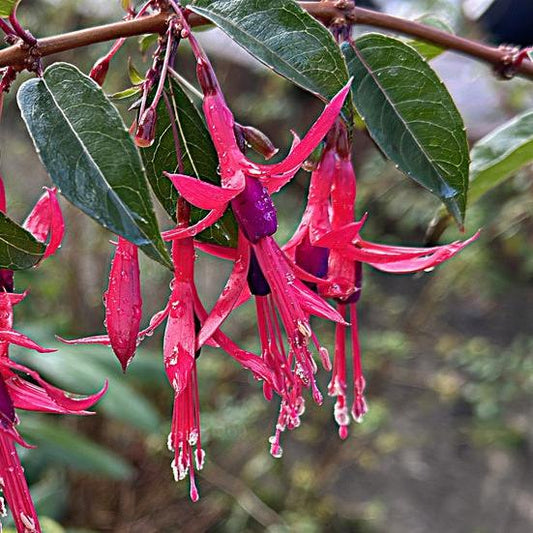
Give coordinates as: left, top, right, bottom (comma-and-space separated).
286, 123, 480, 438
0, 291, 107, 533
59, 237, 143, 372
156, 24, 352, 455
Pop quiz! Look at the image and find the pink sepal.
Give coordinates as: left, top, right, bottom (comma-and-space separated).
367, 231, 480, 273
3, 359, 108, 412
0, 330, 56, 353
260, 132, 301, 195
194, 241, 237, 261
257, 80, 352, 177
314, 215, 368, 248
162, 207, 226, 241
0, 422, 34, 449
56, 335, 111, 346
165, 173, 242, 209
192, 289, 278, 390
293, 282, 347, 324
23, 187, 65, 258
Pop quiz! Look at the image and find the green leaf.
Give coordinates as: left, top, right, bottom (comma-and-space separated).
0, 0, 19, 17
128, 58, 144, 85
187, 0, 350, 112
343, 35, 469, 224
469, 110, 533, 203
19, 415, 133, 480
142, 78, 238, 247
139, 33, 159, 54
110, 86, 141, 100
0, 212, 45, 269
17, 63, 171, 268
407, 15, 454, 60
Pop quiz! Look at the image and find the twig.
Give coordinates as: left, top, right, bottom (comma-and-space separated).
0, 2, 531, 80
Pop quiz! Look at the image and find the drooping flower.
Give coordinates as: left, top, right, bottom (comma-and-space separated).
158, 21, 351, 455
0, 290, 107, 533
59, 237, 142, 371
286, 123, 480, 438
129, 207, 277, 499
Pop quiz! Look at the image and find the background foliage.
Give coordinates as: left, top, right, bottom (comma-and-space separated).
0, 0, 532, 531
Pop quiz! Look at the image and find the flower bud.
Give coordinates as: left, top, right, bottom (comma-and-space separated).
235, 124, 279, 160
89, 56, 110, 87
134, 107, 157, 147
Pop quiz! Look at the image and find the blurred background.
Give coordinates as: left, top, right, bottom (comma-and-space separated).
1, 0, 532, 531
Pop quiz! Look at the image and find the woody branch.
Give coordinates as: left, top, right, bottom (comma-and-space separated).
0, 2, 532, 79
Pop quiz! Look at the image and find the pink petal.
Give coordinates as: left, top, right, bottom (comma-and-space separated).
259, 80, 352, 176
4, 359, 108, 412
368, 231, 480, 273
23, 187, 65, 258
0, 330, 56, 353
293, 281, 348, 324
197, 232, 250, 348
194, 241, 237, 261
162, 207, 226, 241
165, 173, 241, 209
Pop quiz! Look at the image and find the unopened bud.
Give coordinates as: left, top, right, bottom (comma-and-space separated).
90, 56, 110, 87
336, 125, 351, 158
134, 107, 157, 147
235, 123, 278, 160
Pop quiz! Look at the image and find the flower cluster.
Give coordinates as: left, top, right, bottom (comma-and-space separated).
63, 4, 479, 506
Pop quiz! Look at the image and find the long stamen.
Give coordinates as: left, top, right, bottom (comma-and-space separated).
328, 303, 349, 440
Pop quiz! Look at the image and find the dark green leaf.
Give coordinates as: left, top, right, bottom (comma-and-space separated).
0, 0, 19, 17
407, 16, 454, 60
469, 110, 533, 203
17, 63, 171, 268
142, 78, 238, 247
0, 212, 45, 269
343, 35, 469, 224
188, 0, 351, 114
19, 415, 133, 480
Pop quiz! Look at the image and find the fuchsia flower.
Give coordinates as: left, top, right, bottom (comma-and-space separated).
136, 223, 277, 500
60, 237, 143, 371
159, 24, 353, 456
0, 290, 107, 533
0, 177, 105, 532
286, 123, 480, 438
